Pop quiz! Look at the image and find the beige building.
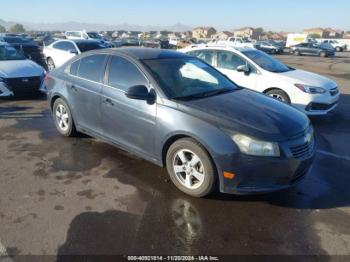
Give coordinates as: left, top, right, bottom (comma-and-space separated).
233, 27, 262, 39
303, 28, 329, 38
211, 31, 234, 40
304, 27, 344, 38
192, 27, 217, 39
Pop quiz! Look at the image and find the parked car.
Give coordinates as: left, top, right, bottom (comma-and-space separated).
142, 39, 170, 49
0, 36, 47, 69
180, 45, 339, 115
44, 47, 315, 197
321, 40, 347, 52
254, 41, 283, 54
290, 42, 335, 57
43, 39, 107, 70
65, 30, 112, 47
214, 37, 255, 48
0, 43, 45, 96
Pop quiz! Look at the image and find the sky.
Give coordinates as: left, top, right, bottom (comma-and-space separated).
1, 0, 349, 31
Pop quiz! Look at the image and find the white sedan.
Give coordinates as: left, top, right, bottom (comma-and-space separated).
0, 43, 45, 96
180, 45, 339, 115
43, 39, 106, 70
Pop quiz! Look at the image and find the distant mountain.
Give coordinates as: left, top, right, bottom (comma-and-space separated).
0, 19, 16, 29
0, 18, 193, 32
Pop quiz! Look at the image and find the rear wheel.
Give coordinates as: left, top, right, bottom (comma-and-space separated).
294, 50, 300, 56
53, 98, 77, 137
47, 57, 56, 71
266, 89, 291, 104
336, 47, 342, 52
166, 138, 216, 197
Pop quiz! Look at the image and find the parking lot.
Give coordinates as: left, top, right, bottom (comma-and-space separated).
0, 52, 349, 258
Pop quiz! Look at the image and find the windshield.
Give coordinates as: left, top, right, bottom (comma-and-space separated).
0, 45, 26, 61
87, 32, 102, 39
76, 42, 106, 52
143, 58, 238, 100
242, 50, 292, 73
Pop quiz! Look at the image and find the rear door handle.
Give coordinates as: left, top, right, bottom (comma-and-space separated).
104, 98, 114, 106
68, 84, 78, 92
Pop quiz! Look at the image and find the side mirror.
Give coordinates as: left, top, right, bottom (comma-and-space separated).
126, 85, 155, 103
237, 64, 251, 75
69, 50, 78, 54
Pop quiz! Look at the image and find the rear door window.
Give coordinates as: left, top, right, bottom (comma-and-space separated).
77, 54, 107, 82
53, 41, 77, 52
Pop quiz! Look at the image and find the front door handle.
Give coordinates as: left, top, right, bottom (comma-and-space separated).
104, 98, 114, 106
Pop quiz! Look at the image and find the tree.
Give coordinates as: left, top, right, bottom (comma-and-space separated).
9, 24, 25, 33
0, 24, 6, 33
255, 27, 264, 34
309, 33, 321, 39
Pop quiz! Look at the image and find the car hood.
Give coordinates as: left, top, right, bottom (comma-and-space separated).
279, 69, 337, 90
176, 88, 309, 141
0, 60, 44, 78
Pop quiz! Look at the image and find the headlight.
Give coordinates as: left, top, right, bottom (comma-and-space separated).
294, 84, 326, 94
233, 134, 280, 157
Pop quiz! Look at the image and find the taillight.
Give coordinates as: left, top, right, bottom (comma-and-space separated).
44, 74, 51, 81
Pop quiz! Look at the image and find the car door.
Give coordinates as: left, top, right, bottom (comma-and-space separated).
52, 41, 78, 67
101, 55, 157, 158
66, 54, 108, 134
214, 50, 258, 90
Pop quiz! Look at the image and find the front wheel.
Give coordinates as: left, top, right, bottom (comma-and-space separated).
166, 138, 216, 197
320, 51, 326, 57
336, 47, 342, 52
266, 89, 291, 104
52, 98, 77, 137
294, 50, 300, 56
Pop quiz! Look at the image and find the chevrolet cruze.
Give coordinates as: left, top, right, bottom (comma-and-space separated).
44, 48, 315, 197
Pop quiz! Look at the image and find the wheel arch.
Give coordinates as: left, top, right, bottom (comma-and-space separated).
263, 87, 291, 103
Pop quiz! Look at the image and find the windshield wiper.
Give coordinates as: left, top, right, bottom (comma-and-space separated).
172, 88, 233, 100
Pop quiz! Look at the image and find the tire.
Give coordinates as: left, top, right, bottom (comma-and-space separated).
266, 89, 291, 104
335, 47, 342, 52
166, 138, 216, 197
52, 98, 78, 137
320, 51, 326, 57
47, 57, 56, 71
294, 50, 300, 56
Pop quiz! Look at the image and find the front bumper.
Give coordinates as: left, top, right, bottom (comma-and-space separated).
217, 128, 315, 194
292, 88, 340, 115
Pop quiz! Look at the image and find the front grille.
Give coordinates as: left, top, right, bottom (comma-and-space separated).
330, 87, 339, 96
5, 76, 41, 91
307, 102, 337, 111
290, 140, 314, 159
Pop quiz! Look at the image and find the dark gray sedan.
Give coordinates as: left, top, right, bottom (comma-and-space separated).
43, 48, 315, 197
290, 42, 335, 57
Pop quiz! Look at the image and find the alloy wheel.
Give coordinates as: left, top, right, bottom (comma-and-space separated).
55, 104, 69, 132
172, 149, 205, 190
269, 93, 286, 102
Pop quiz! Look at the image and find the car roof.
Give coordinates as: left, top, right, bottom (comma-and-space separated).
89, 47, 191, 60
181, 45, 255, 54
52, 39, 101, 45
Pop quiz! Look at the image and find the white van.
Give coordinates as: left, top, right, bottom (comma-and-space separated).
286, 34, 309, 48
